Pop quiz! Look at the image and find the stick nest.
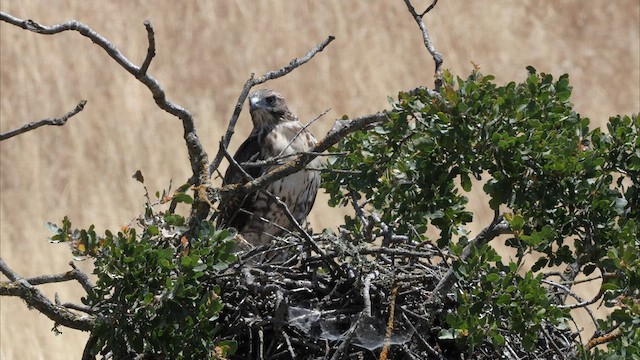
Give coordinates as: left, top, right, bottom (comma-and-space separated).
211, 234, 578, 359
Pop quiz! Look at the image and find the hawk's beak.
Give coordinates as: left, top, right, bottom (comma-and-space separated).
249, 95, 263, 112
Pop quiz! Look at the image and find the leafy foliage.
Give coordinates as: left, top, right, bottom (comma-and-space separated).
323, 67, 639, 356
48, 186, 238, 359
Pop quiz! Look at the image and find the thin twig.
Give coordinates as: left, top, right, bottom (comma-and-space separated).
0, 100, 87, 141
209, 36, 335, 176
138, 20, 156, 77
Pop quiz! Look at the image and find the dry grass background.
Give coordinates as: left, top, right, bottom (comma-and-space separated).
0, 1, 638, 359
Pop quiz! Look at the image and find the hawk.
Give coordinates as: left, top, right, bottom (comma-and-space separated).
218, 89, 322, 246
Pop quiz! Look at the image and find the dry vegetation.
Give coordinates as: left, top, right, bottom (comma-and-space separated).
1, 1, 638, 359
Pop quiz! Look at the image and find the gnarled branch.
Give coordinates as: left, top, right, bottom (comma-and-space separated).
0, 12, 211, 228
0, 258, 95, 331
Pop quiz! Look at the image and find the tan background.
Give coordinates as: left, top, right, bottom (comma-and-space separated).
1, 1, 638, 359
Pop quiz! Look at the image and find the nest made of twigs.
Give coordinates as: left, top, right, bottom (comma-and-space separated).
210, 233, 577, 360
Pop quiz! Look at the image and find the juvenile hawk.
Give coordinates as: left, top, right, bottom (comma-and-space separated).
218, 89, 322, 246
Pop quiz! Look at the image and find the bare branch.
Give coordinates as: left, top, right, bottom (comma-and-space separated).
402, 0, 444, 91
426, 212, 510, 313
138, 20, 156, 77
0, 12, 211, 227
420, 0, 439, 17
208, 35, 336, 176
0, 100, 87, 141
0, 258, 94, 331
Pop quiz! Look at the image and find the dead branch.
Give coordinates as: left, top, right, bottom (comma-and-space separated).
0, 100, 87, 141
402, 0, 444, 91
0, 258, 95, 331
0, 12, 211, 227
208, 35, 335, 176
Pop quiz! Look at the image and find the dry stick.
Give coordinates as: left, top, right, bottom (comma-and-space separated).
402, 0, 444, 91
0, 100, 87, 141
0, 258, 94, 331
209, 35, 336, 176
0, 12, 211, 224
138, 20, 156, 77
379, 280, 399, 360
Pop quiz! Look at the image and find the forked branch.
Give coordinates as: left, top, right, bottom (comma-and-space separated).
402, 0, 444, 91
0, 258, 95, 331
0, 12, 209, 195
0, 11, 211, 227
209, 35, 336, 176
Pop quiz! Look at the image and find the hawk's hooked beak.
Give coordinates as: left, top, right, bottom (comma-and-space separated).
249, 95, 264, 113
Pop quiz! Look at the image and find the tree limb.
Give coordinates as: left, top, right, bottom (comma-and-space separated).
0, 100, 87, 141
0, 12, 211, 228
0, 258, 95, 331
219, 111, 387, 196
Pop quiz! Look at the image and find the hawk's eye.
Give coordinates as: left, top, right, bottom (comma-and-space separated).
265, 95, 276, 106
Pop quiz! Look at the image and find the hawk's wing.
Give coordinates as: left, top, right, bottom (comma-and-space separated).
218, 131, 265, 231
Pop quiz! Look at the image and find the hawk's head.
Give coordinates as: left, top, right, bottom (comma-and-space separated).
249, 89, 295, 128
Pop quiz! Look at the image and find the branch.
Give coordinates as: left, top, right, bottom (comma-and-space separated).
0, 100, 87, 141
138, 20, 156, 77
219, 111, 387, 196
0, 258, 94, 331
426, 211, 510, 313
22, 264, 94, 297
402, 0, 444, 91
0, 12, 211, 227
208, 35, 335, 176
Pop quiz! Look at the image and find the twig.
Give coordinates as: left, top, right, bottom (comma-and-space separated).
277, 108, 331, 158
585, 325, 622, 351
240, 151, 345, 168
362, 272, 377, 317
262, 188, 342, 274
401, 312, 445, 360
208, 36, 335, 176
402, 0, 444, 91
420, 0, 439, 16
541, 279, 601, 333
379, 280, 399, 360
138, 20, 155, 77
21, 267, 94, 297
0, 100, 87, 141
283, 331, 296, 359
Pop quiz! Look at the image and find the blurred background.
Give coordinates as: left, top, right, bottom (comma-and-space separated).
1, 1, 638, 358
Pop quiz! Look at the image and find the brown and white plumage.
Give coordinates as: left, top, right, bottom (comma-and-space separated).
218, 89, 321, 246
